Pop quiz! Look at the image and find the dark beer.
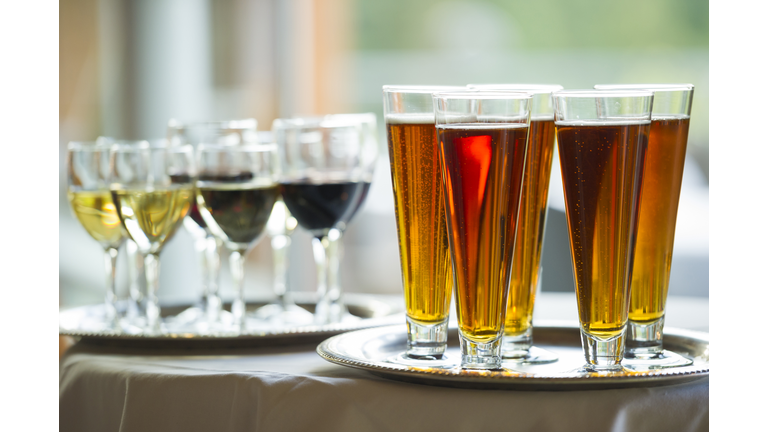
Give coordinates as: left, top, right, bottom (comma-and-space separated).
438, 123, 528, 344
556, 121, 649, 340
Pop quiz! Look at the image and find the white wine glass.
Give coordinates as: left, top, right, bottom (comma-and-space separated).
110, 140, 195, 334
67, 140, 127, 331
195, 142, 280, 334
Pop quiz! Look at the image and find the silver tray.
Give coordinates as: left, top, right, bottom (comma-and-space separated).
59, 293, 404, 348
317, 322, 709, 390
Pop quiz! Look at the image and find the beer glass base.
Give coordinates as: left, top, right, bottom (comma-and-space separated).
459, 334, 503, 370
386, 352, 453, 368
405, 316, 449, 358
626, 318, 664, 356
580, 329, 625, 372
502, 329, 558, 364
623, 349, 694, 370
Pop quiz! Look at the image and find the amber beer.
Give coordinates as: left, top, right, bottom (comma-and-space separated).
504, 118, 556, 338
556, 121, 649, 339
437, 124, 528, 343
386, 117, 453, 326
629, 116, 690, 323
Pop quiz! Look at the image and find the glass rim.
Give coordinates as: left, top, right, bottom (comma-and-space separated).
593, 83, 694, 92
67, 137, 113, 151
553, 89, 654, 98
382, 85, 466, 94
197, 142, 277, 153
111, 139, 193, 152
467, 84, 564, 94
432, 90, 533, 100
167, 118, 257, 130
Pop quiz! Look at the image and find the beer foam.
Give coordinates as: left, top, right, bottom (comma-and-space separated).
436, 123, 529, 130
652, 114, 690, 121
555, 119, 651, 126
385, 113, 435, 125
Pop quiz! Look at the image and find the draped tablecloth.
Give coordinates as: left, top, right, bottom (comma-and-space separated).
59, 294, 709, 432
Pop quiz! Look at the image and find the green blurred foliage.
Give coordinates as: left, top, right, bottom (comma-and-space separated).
356, 0, 708, 50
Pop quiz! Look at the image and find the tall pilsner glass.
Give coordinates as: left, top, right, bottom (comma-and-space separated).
434, 91, 531, 370
382, 85, 463, 364
67, 140, 127, 330
594, 84, 695, 368
110, 140, 195, 334
553, 90, 652, 371
469, 84, 563, 364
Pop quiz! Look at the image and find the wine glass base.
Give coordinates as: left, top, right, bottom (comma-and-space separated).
251, 304, 314, 326
502, 345, 559, 364
386, 352, 454, 369
622, 350, 694, 370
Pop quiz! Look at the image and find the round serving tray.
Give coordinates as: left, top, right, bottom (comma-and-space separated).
59, 293, 404, 348
317, 322, 709, 390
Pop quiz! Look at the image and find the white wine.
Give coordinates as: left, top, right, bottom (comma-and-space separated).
68, 190, 126, 249
111, 186, 194, 254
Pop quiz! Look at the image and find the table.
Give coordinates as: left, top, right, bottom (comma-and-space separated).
59, 294, 709, 432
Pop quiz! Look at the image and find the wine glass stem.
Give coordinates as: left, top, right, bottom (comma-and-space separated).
194, 236, 210, 305
103, 246, 119, 328
312, 232, 343, 324
206, 236, 222, 323
126, 239, 145, 316
327, 231, 342, 310
229, 250, 246, 332
271, 234, 293, 310
144, 253, 161, 333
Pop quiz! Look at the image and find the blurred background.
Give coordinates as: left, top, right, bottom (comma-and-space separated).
60, 0, 709, 309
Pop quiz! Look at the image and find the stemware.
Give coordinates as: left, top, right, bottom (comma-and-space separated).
253, 130, 314, 326
552, 89, 653, 371
326, 114, 378, 322
67, 140, 127, 330
166, 119, 258, 326
273, 117, 366, 325
433, 91, 532, 370
109, 140, 195, 333
594, 84, 696, 369
467, 84, 563, 364
195, 143, 280, 333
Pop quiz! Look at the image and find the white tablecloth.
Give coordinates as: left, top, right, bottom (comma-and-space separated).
59, 294, 709, 432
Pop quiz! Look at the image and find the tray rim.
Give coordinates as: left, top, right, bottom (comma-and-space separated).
316, 321, 709, 390
59, 293, 404, 345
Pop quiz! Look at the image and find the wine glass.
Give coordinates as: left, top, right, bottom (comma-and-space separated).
109, 140, 195, 334
273, 117, 366, 325
253, 131, 314, 326
322, 114, 378, 323
67, 140, 127, 331
166, 119, 258, 328
195, 142, 280, 334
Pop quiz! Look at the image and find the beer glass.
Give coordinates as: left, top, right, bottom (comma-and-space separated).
553, 90, 652, 371
273, 117, 366, 325
433, 91, 532, 370
469, 84, 562, 364
594, 84, 695, 368
110, 140, 195, 333
166, 119, 258, 327
67, 140, 127, 330
382, 85, 463, 364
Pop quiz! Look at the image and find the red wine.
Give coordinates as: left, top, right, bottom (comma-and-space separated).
340, 181, 371, 225
197, 173, 278, 250
280, 181, 365, 237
